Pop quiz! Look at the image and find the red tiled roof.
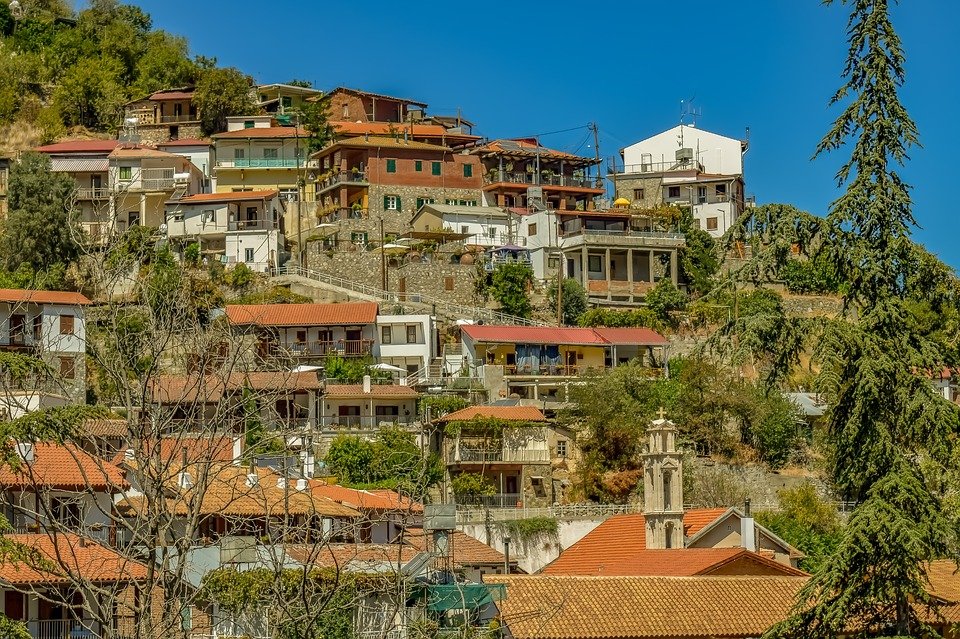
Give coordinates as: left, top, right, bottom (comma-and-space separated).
0, 443, 127, 491
149, 371, 323, 403
460, 325, 668, 347
473, 138, 597, 164
543, 510, 730, 575
438, 405, 546, 423
543, 547, 805, 577
212, 127, 309, 140
176, 190, 278, 204
330, 121, 480, 140
0, 289, 91, 306
147, 89, 195, 101
35, 139, 120, 154
310, 481, 423, 512
109, 147, 183, 159
112, 436, 236, 467
323, 384, 419, 398
0, 533, 149, 585
157, 138, 210, 147
226, 302, 378, 327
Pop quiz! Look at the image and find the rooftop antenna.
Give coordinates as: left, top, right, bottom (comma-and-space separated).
679, 97, 702, 132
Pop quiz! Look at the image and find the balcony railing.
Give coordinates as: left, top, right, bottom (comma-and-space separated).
75, 187, 110, 200
29, 619, 101, 639
561, 227, 685, 241
455, 493, 523, 508
217, 158, 303, 169
159, 114, 199, 124
274, 339, 374, 358
319, 415, 418, 429
450, 446, 550, 464
228, 219, 280, 232
503, 364, 584, 377
484, 172, 596, 188
316, 171, 369, 193
620, 159, 705, 174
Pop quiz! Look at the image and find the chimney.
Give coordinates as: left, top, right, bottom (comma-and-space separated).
16, 442, 34, 465
178, 448, 193, 489
295, 478, 308, 491
246, 460, 259, 487
362, 374, 371, 394
741, 498, 756, 552
123, 448, 135, 462
276, 476, 287, 490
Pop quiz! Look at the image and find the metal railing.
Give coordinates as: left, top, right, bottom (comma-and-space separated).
274, 339, 374, 358
273, 265, 549, 327
159, 114, 199, 124
75, 187, 110, 200
450, 446, 550, 464
319, 416, 419, 429
502, 364, 584, 377
620, 159, 705, 174
316, 170, 368, 192
484, 172, 595, 188
29, 619, 101, 639
456, 501, 641, 523
455, 493, 523, 508
228, 219, 280, 231
217, 158, 303, 169
561, 227, 685, 241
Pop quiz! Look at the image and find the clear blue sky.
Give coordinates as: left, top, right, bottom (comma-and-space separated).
130, 0, 960, 268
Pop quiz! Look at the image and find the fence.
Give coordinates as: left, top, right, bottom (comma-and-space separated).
456, 501, 641, 523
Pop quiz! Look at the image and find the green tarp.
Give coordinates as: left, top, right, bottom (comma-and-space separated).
413, 584, 506, 612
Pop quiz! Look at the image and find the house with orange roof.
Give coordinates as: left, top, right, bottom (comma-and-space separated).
319, 379, 419, 434
458, 324, 668, 402
470, 138, 604, 212
309, 480, 422, 544
0, 289, 92, 407
225, 301, 380, 364
0, 531, 152, 639
164, 189, 285, 272
0, 442, 128, 545
124, 86, 202, 143
109, 145, 204, 231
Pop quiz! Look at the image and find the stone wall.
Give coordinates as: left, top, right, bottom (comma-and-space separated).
138, 123, 204, 145
367, 183, 482, 218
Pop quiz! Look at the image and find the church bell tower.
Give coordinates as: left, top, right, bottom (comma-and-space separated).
643, 408, 684, 549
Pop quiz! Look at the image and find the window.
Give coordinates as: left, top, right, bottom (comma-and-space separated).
342, 104, 349, 118
461, 225, 469, 234
527, 223, 537, 236
588, 255, 602, 272
444, 277, 454, 291
406, 325, 417, 343
59, 356, 75, 380
415, 161, 422, 172
386, 159, 397, 173
244, 248, 255, 262
234, 148, 245, 159
706, 217, 719, 231
375, 405, 399, 417
487, 227, 496, 238
697, 186, 707, 204
431, 162, 441, 176
384, 195, 400, 211
463, 164, 473, 178
351, 231, 368, 244
415, 197, 434, 209
667, 186, 681, 199
244, 120, 255, 129
33, 316, 42, 341
633, 188, 645, 200
557, 440, 568, 457
281, 96, 293, 108
59, 315, 74, 335
381, 326, 392, 344
715, 183, 727, 195
263, 148, 278, 160
202, 210, 215, 223
118, 166, 132, 181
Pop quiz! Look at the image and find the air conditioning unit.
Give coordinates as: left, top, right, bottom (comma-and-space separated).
173, 172, 191, 183
676, 148, 694, 162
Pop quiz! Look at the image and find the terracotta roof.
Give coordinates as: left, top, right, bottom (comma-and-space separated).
0, 533, 149, 585
438, 405, 546, 423
35, 139, 120, 154
226, 302, 378, 327
409, 528, 508, 566
0, 289, 91, 306
176, 190, 278, 204
113, 436, 236, 467
927, 560, 960, 621
81, 419, 128, 438
157, 138, 211, 147
543, 510, 730, 575
109, 147, 184, 159
310, 481, 423, 512
327, 86, 428, 107
0, 443, 127, 491
323, 384, 419, 398
473, 138, 598, 164
316, 136, 454, 154
488, 575, 807, 639
117, 464, 360, 519
460, 325, 668, 347
212, 127, 309, 140
330, 121, 480, 140
147, 88, 195, 101
149, 371, 323, 403
543, 547, 805, 577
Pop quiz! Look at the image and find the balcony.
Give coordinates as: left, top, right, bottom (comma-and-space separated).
455, 493, 523, 508
448, 445, 550, 464
319, 415, 419, 429
619, 159, 705, 174
558, 227, 685, 250
28, 619, 102, 639
216, 158, 303, 169
75, 187, 110, 200
159, 114, 199, 124
483, 171, 600, 190
228, 219, 280, 232
271, 339, 374, 358
316, 170, 369, 194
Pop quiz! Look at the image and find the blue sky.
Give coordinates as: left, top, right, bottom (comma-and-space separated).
130, 0, 960, 268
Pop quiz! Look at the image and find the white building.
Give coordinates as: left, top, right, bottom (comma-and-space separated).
374, 314, 437, 375
109, 146, 204, 230
157, 138, 214, 188
166, 190, 285, 272
410, 204, 519, 247
613, 124, 749, 237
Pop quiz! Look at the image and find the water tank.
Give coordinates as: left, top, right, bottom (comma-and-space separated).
676, 148, 694, 162
173, 172, 191, 183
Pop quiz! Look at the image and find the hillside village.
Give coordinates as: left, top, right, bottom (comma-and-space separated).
0, 2, 958, 639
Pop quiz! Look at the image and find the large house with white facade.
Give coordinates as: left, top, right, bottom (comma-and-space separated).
165, 189, 285, 272
611, 124, 749, 237
375, 314, 436, 376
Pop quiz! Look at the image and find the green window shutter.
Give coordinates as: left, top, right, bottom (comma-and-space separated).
415, 161, 422, 172
416, 198, 425, 209
386, 159, 396, 173
383, 195, 390, 210
395, 196, 402, 211
432, 162, 441, 176
463, 164, 473, 178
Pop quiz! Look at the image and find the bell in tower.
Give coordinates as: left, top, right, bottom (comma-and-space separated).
642, 408, 684, 549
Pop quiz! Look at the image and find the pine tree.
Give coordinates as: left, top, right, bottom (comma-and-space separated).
741, 1, 960, 637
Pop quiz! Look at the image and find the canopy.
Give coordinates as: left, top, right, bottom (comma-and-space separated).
380, 243, 411, 255
370, 363, 407, 373
412, 583, 506, 612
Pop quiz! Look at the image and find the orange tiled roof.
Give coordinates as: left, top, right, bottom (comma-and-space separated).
0, 443, 127, 491
407, 528, 507, 566
177, 190, 278, 204
35, 139, 121, 154
81, 418, 128, 438
0, 533, 149, 585
488, 575, 807, 639
473, 138, 598, 164
113, 435, 236, 467
149, 371, 323, 403
323, 384, 419, 398
0, 289, 91, 306
543, 510, 729, 575
108, 147, 183, 159
225, 302, 378, 327
318, 136, 454, 154
438, 405, 546, 423
310, 482, 423, 513
927, 559, 960, 621
460, 325, 668, 347
543, 547, 805, 577
212, 127, 309, 140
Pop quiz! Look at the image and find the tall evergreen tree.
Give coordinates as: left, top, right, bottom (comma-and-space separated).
720, 1, 960, 637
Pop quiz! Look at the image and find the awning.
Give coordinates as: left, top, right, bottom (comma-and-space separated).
411, 584, 506, 612
50, 158, 109, 172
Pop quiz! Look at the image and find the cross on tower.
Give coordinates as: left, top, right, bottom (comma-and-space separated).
657, 406, 667, 420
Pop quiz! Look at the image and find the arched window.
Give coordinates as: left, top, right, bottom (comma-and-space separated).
663, 470, 672, 510
665, 521, 674, 549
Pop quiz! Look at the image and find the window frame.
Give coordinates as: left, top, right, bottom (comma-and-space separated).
386, 159, 397, 173
59, 315, 75, 336
406, 325, 417, 343
244, 247, 255, 263
431, 161, 441, 176
381, 326, 392, 345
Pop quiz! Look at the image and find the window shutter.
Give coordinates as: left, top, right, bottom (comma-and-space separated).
395, 197, 401, 211
383, 195, 389, 210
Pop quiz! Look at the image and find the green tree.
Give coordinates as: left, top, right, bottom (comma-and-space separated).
300, 95, 334, 153
756, 483, 843, 573
325, 435, 375, 484
194, 66, 255, 135
547, 278, 588, 326
645, 279, 686, 325
132, 31, 197, 95
490, 262, 535, 318
753, 2, 960, 637
52, 56, 126, 129
0, 152, 82, 273
678, 209, 720, 295
0, 615, 30, 639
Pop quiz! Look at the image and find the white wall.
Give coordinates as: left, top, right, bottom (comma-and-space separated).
159, 145, 213, 179
225, 230, 283, 272
458, 518, 606, 574
375, 314, 435, 371
0, 302, 86, 354
622, 124, 744, 176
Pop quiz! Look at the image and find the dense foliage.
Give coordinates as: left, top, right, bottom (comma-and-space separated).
756, 484, 843, 573
546, 278, 588, 326
489, 263, 535, 318
324, 428, 441, 491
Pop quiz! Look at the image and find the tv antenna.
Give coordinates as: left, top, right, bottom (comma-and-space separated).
679, 98, 702, 127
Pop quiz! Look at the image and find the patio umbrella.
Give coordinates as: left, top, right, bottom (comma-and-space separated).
291, 365, 323, 373
379, 243, 411, 255
370, 363, 408, 373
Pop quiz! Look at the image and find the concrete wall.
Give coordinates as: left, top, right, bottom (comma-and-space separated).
458, 518, 605, 574
622, 125, 744, 176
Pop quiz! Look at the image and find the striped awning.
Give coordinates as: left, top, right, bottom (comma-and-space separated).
49, 158, 109, 172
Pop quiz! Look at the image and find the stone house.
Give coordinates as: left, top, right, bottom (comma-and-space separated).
123, 86, 202, 143
324, 87, 428, 124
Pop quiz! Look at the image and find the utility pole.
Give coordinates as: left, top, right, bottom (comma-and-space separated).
590, 122, 602, 189
295, 113, 304, 269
